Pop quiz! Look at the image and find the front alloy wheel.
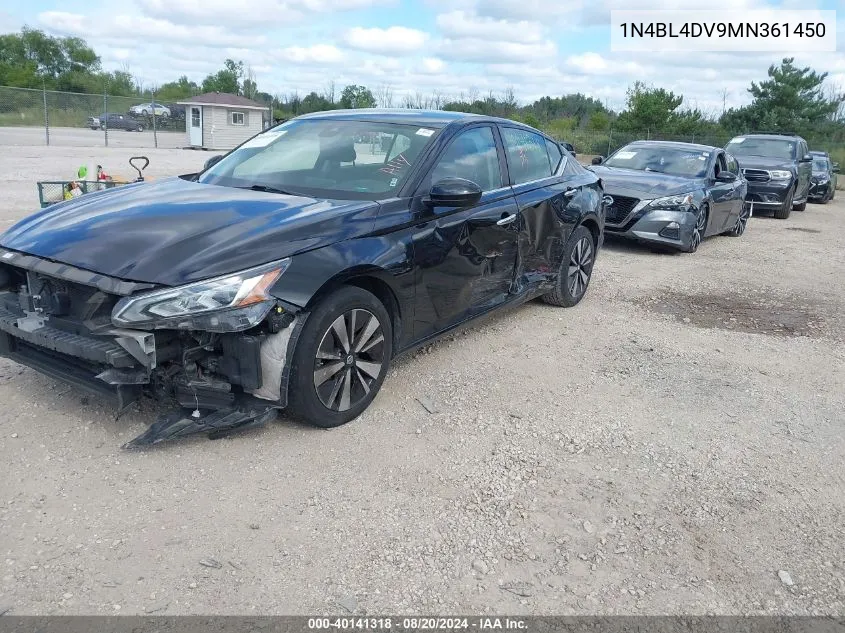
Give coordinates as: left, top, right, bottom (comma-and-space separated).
686, 205, 708, 253
287, 286, 393, 428
314, 309, 385, 412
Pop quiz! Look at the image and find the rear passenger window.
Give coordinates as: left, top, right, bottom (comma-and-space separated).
501, 128, 552, 184
546, 139, 563, 172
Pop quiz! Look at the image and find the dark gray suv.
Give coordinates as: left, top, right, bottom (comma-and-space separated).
724, 133, 813, 219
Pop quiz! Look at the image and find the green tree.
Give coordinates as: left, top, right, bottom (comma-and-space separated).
157, 75, 199, 101
721, 57, 843, 134
616, 81, 683, 131
201, 59, 243, 94
587, 111, 610, 131
339, 84, 376, 109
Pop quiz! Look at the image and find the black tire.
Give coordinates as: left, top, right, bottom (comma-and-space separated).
685, 204, 709, 253
774, 187, 793, 219
727, 203, 750, 237
542, 225, 595, 307
136, 125, 144, 132
287, 286, 393, 428
793, 200, 806, 211
141, 109, 148, 116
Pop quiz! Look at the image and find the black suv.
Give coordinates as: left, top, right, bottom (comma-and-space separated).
92, 112, 145, 132
724, 133, 812, 219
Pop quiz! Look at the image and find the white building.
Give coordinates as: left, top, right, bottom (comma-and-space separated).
177, 92, 269, 150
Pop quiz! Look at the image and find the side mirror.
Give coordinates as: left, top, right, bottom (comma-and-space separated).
715, 171, 737, 182
833, 163, 840, 173
591, 156, 604, 165
800, 154, 813, 163
204, 155, 223, 170
427, 178, 482, 207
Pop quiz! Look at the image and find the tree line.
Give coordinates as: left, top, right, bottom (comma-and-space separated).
2, 26, 844, 147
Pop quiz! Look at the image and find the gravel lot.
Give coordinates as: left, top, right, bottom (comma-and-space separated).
0, 125, 185, 150
0, 142, 843, 616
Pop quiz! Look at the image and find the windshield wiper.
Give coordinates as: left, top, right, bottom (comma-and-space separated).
239, 184, 297, 196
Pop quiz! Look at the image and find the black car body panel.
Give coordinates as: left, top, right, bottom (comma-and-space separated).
724, 133, 812, 209
808, 151, 838, 201
0, 178, 381, 286
0, 110, 604, 447
589, 141, 746, 250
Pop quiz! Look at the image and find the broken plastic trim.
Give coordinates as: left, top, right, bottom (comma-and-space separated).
123, 405, 279, 449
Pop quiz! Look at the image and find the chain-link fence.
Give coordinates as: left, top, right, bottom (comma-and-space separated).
0, 85, 186, 149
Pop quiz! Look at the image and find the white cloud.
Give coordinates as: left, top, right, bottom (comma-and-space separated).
420, 57, 446, 74
435, 10, 544, 43
342, 26, 429, 55
136, 0, 396, 29
38, 11, 264, 48
565, 52, 648, 76
436, 37, 556, 62
277, 44, 346, 64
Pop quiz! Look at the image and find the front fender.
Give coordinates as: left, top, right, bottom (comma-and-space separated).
267, 236, 415, 312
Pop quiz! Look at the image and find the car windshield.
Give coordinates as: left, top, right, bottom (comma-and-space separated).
198, 119, 439, 199
813, 158, 829, 171
603, 145, 709, 178
725, 137, 796, 160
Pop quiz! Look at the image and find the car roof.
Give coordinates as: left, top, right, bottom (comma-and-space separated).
291, 108, 534, 130
624, 140, 719, 153
809, 150, 829, 156
731, 133, 802, 140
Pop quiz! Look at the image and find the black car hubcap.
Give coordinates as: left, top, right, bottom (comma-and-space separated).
313, 309, 385, 412
567, 237, 593, 299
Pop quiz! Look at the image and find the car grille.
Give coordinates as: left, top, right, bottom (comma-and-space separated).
605, 195, 640, 225
742, 168, 770, 182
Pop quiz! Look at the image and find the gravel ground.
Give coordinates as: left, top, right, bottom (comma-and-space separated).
0, 143, 843, 616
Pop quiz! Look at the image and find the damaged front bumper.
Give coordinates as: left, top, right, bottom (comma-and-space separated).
0, 248, 306, 448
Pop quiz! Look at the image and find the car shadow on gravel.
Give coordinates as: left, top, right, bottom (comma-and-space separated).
634, 290, 834, 338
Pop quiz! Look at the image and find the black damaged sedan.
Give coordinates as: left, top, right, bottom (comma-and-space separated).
590, 141, 748, 252
0, 110, 605, 447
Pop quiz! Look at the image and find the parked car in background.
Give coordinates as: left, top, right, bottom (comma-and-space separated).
87, 115, 101, 130
97, 112, 145, 132
0, 110, 605, 447
589, 141, 748, 252
724, 132, 812, 219
129, 102, 171, 117
808, 150, 838, 203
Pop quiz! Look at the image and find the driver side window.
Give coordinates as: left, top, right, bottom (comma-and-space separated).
429, 127, 502, 192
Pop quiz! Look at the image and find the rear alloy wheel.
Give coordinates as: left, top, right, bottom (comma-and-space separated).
774, 187, 793, 219
727, 203, 750, 237
136, 125, 144, 132
287, 286, 392, 428
686, 205, 708, 253
542, 225, 595, 308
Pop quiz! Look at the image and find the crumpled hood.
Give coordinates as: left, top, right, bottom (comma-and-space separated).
732, 155, 794, 171
589, 165, 703, 198
0, 177, 379, 286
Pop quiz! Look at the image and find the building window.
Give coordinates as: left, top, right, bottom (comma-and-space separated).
231, 111, 245, 126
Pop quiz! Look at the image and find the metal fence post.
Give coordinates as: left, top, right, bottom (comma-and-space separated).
42, 84, 50, 146
103, 88, 108, 147
606, 126, 613, 156
152, 90, 158, 148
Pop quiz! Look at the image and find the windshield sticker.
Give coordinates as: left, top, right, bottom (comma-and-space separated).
416, 128, 435, 137
731, 137, 745, 143
614, 150, 637, 160
380, 153, 411, 176
389, 177, 398, 187
240, 130, 286, 149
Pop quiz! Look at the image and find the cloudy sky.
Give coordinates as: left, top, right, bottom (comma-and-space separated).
2, 0, 843, 114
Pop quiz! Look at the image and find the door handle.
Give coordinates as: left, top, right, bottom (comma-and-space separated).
564, 188, 577, 198
496, 213, 517, 226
